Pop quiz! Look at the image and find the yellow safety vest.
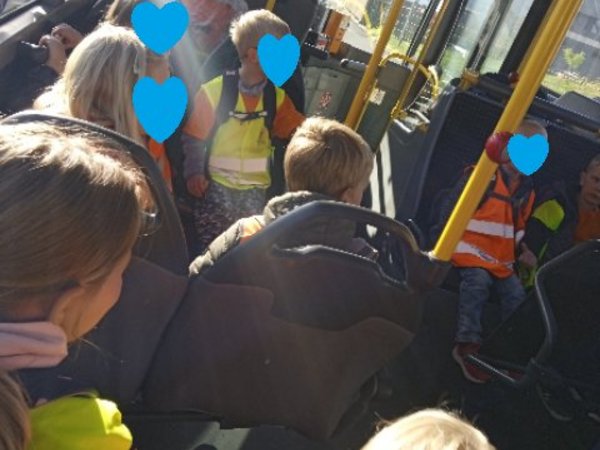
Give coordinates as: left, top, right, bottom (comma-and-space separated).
203, 75, 285, 190
28, 393, 132, 450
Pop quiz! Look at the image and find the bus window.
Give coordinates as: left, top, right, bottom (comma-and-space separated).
542, 1, 600, 100
0, 0, 35, 19
437, 0, 495, 87
479, 0, 534, 74
327, 0, 434, 56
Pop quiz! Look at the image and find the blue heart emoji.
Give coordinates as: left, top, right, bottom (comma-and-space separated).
257, 33, 300, 87
132, 1, 189, 54
507, 134, 549, 176
133, 76, 188, 143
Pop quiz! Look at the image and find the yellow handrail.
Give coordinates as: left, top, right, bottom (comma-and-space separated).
353, 53, 440, 129
265, 0, 276, 12
380, 53, 439, 95
344, 0, 406, 130
432, 0, 583, 261
392, 0, 451, 118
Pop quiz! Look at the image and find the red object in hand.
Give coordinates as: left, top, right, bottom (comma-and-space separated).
485, 131, 513, 163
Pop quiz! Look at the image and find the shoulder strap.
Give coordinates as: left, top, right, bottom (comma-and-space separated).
214, 70, 239, 136
263, 81, 277, 133
477, 172, 498, 209
203, 71, 239, 177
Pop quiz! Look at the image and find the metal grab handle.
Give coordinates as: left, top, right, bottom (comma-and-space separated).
244, 201, 420, 254
238, 201, 449, 290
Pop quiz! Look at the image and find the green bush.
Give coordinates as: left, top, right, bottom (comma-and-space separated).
563, 47, 586, 73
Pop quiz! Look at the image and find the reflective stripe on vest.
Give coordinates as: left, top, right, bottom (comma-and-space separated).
202, 76, 285, 190
466, 219, 515, 238
209, 156, 269, 173
452, 170, 534, 278
455, 241, 512, 268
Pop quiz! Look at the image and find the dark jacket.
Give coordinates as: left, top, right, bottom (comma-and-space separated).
190, 191, 377, 274
6, 65, 58, 113
524, 181, 580, 264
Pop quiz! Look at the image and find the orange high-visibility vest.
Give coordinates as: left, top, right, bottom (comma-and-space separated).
452, 170, 534, 278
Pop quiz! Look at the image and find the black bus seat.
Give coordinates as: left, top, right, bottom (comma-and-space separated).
143, 202, 450, 439
389, 87, 600, 244
1, 111, 189, 275
18, 256, 188, 408
470, 240, 600, 391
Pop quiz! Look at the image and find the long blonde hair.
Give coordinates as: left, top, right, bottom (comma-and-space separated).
0, 372, 30, 450
361, 409, 495, 450
0, 122, 143, 316
103, 0, 141, 26
36, 24, 164, 144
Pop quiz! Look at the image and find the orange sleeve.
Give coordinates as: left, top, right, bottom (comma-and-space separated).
147, 139, 173, 191
272, 95, 305, 140
182, 87, 216, 140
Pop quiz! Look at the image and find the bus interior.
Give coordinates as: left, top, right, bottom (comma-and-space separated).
0, 0, 599, 449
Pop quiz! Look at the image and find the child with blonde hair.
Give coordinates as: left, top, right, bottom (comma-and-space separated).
361, 409, 495, 450
0, 122, 145, 449
35, 23, 173, 188
190, 117, 375, 272
182, 9, 304, 255
0, 372, 30, 450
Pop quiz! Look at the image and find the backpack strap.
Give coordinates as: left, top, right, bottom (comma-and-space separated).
262, 80, 277, 135
212, 70, 240, 143
203, 70, 239, 177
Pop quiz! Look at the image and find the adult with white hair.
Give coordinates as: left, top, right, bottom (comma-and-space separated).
183, 0, 249, 58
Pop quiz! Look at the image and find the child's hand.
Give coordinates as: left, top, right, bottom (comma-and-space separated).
51, 24, 83, 50
39, 35, 67, 74
186, 174, 209, 197
518, 243, 537, 269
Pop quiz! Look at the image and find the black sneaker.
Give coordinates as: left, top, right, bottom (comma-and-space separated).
536, 384, 575, 422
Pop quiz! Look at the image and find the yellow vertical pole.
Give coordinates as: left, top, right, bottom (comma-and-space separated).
392, 0, 452, 118
432, 0, 583, 261
345, 0, 406, 129
265, 0, 276, 11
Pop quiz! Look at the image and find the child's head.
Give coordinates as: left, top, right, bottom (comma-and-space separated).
37, 24, 169, 144
284, 118, 374, 205
580, 153, 600, 209
230, 9, 289, 68
0, 372, 30, 450
0, 123, 144, 341
501, 119, 547, 178
361, 409, 495, 450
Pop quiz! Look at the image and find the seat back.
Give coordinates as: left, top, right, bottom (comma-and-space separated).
396, 88, 600, 238
144, 202, 450, 439
1, 111, 189, 274
475, 240, 600, 388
